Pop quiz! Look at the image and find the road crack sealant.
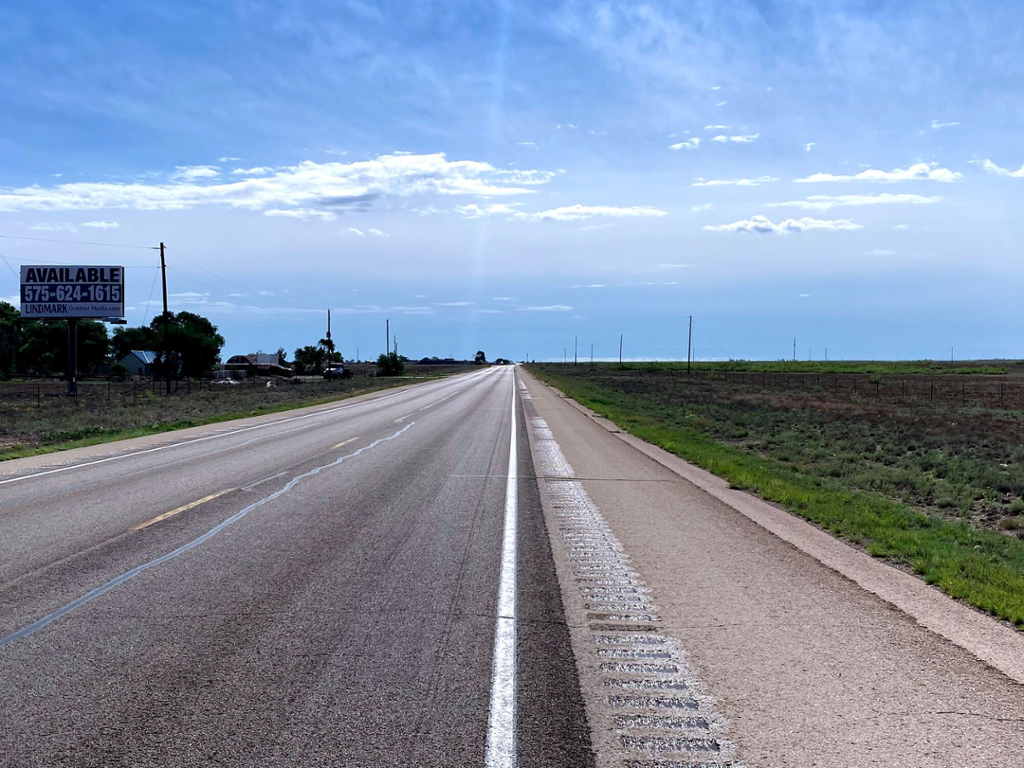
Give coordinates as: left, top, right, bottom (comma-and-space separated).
523, 377, 745, 768
0, 423, 416, 651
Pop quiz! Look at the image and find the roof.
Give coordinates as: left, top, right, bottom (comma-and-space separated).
126, 350, 158, 364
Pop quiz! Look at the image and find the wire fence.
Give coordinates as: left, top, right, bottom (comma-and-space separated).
672, 368, 1024, 409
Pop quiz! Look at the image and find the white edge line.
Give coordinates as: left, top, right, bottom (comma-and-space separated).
485, 366, 518, 767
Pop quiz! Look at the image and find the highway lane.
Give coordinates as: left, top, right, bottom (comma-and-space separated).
0, 366, 594, 767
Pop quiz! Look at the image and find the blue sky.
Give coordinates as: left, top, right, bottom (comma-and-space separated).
1, 0, 1023, 362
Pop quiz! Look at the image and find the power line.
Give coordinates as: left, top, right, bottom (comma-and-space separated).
0, 249, 20, 280
0, 233, 158, 250
142, 266, 160, 325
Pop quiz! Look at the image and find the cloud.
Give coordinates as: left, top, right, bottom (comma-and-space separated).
867, 249, 894, 256
716, 101, 727, 107
669, 138, 700, 150
704, 215, 863, 234
710, 133, 759, 143
692, 176, 777, 187
231, 166, 274, 176
435, 301, 474, 306
492, 296, 515, 301
390, 305, 434, 315
578, 222, 615, 231
586, 284, 605, 288
517, 141, 538, 148
799, 293, 811, 298
456, 203, 667, 221
367, 228, 390, 237
517, 204, 667, 221
218, 156, 241, 162
710, 86, 722, 90
0, 153, 557, 215
81, 220, 121, 229
795, 163, 961, 183
29, 222, 77, 232
978, 159, 1024, 178
931, 120, 960, 129
172, 165, 220, 180
518, 304, 573, 311
893, 224, 910, 230
264, 208, 336, 221
765, 193, 943, 211
453, 203, 521, 218
688, 203, 713, 213
805, 142, 818, 152
347, 227, 366, 237
704, 125, 730, 130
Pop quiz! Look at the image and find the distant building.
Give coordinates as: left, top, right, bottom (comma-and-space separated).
119, 350, 158, 376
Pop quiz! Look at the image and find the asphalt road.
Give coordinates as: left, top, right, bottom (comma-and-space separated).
0, 367, 593, 767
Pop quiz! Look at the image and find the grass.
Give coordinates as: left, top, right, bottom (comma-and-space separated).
619, 360, 1010, 375
0, 366, 474, 461
527, 363, 1024, 628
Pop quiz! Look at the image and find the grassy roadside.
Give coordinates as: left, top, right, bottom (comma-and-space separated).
0, 376, 436, 462
527, 365, 1024, 628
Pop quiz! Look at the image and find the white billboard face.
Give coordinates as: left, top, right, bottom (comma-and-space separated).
20, 265, 125, 319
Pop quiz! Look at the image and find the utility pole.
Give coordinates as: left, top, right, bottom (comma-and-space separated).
160, 242, 170, 395
564, 348, 566, 364
951, 346, 954, 362
793, 337, 797, 362
687, 315, 692, 376
386, 318, 389, 358
574, 336, 577, 365
591, 343, 594, 366
825, 347, 828, 361
619, 334, 623, 367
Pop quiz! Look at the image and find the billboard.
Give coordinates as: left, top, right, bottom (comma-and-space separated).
20, 265, 125, 319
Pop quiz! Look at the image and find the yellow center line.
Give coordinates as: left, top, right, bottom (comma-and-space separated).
332, 436, 360, 449
394, 415, 410, 423
132, 488, 235, 531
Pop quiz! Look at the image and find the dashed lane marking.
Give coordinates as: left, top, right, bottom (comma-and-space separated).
332, 437, 360, 449
132, 488, 235, 531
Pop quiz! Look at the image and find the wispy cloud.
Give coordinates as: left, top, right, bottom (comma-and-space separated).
693, 176, 777, 187
367, 228, 390, 237
704, 125, 729, 130
0, 153, 556, 214
710, 132, 759, 143
978, 159, 1024, 178
805, 142, 819, 152
455, 203, 667, 222
867, 249, 895, 256
716, 101, 727, 107
264, 208, 336, 221
517, 141, 538, 148
29, 222, 77, 232
688, 203, 713, 213
931, 120, 960, 129
765, 193, 943, 211
81, 220, 121, 229
347, 227, 366, 237
435, 301, 474, 306
669, 138, 700, 150
704, 215, 863, 234
218, 156, 241, 162
172, 165, 220, 181
390, 305, 434, 315
795, 163, 961, 183
517, 304, 573, 311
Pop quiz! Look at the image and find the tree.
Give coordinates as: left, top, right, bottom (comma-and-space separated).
18, 319, 109, 375
111, 325, 156, 362
293, 344, 326, 375
474, 350, 487, 365
277, 347, 289, 367
376, 351, 405, 376
0, 302, 20, 379
149, 311, 224, 379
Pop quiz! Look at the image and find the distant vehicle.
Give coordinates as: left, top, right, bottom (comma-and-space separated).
323, 363, 353, 380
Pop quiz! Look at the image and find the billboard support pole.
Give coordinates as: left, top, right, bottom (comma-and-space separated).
67, 318, 78, 399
